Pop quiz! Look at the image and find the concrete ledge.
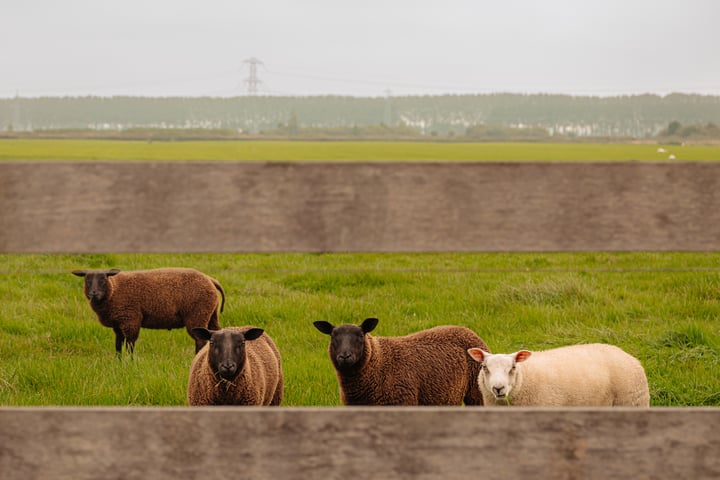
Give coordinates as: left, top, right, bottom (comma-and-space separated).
2, 161, 720, 252
1, 407, 718, 479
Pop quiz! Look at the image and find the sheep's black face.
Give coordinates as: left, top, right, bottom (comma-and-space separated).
72, 269, 120, 303
85, 273, 109, 302
329, 325, 366, 370
208, 330, 247, 381
314, 318, 377, 372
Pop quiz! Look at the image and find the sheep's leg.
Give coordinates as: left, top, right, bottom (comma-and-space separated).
112, 326, 126, 358
208, 310, 221, 331
120, 322, 140, 356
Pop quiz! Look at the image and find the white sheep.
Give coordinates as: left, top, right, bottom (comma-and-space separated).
466, 343, 650, 406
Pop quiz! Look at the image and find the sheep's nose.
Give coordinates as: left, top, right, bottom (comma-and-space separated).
220, 362, 236, 372
493, 386, 505, 397
338, 352, 351, 360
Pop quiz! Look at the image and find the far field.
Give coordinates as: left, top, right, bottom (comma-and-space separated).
1, 139, 720, 161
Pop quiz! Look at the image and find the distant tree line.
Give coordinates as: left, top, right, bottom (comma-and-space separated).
464, 124, 549, 140
657, 121, 720, 140
2, 93, 720, 138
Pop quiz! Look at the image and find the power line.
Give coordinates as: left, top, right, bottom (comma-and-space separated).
262, 69, 720, 97
0, 70, 239, 98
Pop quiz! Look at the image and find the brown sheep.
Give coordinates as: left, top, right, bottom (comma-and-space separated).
313, 318, 490, 406
187, 327, 283, 406
72, 268, 225, 356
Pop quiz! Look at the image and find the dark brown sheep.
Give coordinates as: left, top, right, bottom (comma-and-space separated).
72, 268, 225, 355
187, 327, 283, 406
313, 318, 490, 406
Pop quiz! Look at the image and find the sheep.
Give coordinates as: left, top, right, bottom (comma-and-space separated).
313, 317, 490, 406
466, 343, 650, 406
72, 268, 226, 355
187, 327, 283, 406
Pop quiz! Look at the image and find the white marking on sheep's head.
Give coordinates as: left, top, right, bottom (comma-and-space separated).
313, 318, 378, 371
72, 269, 121, 303
467, 348, 532, 400
193, 327, 264, 381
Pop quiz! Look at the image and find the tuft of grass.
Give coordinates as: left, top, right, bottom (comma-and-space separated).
493, 275, 591, 307
658, 322, 711, 349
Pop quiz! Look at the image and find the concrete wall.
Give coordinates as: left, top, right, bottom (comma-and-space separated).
2, 161, 719, 252
1, 407, 718, 480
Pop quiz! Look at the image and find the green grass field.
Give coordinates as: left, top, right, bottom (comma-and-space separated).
1, 252, 719, 407
1, 138, 720, 161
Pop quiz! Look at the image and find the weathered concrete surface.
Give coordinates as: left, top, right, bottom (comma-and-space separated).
1, 161, 719, 252
0, 407, 718, 480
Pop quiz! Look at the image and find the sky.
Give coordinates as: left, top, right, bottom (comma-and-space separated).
3, 0, 719, 98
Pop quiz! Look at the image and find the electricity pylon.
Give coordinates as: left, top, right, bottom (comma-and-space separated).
243, 57, 264, 95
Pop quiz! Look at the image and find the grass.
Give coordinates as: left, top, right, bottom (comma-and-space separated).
1, 139, 720, 162
1, 252, 719, 407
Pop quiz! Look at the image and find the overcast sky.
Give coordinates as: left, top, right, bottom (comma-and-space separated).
3, 0, 719, 98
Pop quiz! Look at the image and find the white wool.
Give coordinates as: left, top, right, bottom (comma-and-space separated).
468, 343, 650, 407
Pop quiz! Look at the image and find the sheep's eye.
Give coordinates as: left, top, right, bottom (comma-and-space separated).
510, 365, 516, 372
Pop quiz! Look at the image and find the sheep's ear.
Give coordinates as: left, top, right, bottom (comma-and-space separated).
71, 270, 87, 277
192, 327, 213, 341
514, 350, 532, 362
467, 348, 487, 362
244, 328, 264, 341
361, 317, 379, 333
106, 269, 121, 276
313, 321, 334, 335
